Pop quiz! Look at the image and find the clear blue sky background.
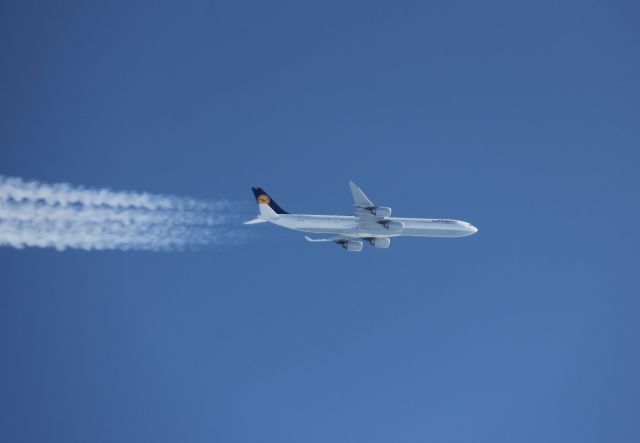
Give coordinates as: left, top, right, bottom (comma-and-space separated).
1, 1, 639, 442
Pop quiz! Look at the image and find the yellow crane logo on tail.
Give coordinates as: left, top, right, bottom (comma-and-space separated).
258, 194, 271, 205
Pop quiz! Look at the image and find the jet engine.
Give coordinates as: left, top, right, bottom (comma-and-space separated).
368, 206, 392, 218
342, 240, 364, 252
378, 220, 404, 233
368, 237, 391, 248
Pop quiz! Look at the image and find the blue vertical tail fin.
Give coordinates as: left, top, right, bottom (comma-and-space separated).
251, 187, 289, 214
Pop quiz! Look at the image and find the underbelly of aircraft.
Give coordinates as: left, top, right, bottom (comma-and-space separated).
400, 227, 469, 237
293, 226, 469, 238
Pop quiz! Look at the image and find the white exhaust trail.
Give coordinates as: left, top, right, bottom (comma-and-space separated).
0, 175, 245, 251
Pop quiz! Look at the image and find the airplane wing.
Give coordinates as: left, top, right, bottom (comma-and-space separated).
349, 181, 374, 208
349, 181, 392, 220
304, 235, 349, 242
305, 235, 365, 252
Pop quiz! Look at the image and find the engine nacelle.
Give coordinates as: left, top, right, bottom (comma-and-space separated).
368, 237, 391, 248
378, 220, 404, 233
370, 206, 392, 218
343, 240, 363, 252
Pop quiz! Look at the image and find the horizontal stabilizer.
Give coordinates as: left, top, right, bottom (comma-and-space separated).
243, 218, 269, 225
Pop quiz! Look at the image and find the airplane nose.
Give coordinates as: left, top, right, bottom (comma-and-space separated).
469, 225, 478, 234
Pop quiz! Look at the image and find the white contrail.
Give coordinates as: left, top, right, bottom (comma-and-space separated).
0, 175, 246, 251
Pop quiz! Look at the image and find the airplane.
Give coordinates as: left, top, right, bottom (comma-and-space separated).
244, 181, 478, 251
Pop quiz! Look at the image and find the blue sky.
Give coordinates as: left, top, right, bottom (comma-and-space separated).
1, 1, 639, 442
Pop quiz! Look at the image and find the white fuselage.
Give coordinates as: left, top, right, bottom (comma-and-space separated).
271, 214, 478, 238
